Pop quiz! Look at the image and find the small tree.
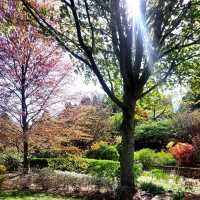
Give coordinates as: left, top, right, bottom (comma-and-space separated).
0, 23, 71, 173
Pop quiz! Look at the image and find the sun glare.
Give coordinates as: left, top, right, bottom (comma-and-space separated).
126, 0, 141, 18
126, 0, 154, 67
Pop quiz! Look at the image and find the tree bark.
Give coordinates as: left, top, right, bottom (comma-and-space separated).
117, 100, 136, 200
23, 128, 29, 174
21, 64, 29, 174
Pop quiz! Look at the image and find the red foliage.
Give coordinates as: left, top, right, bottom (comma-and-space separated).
169, 143, 195, 166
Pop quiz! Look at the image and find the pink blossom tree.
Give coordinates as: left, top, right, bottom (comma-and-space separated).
0, 24, 71, 173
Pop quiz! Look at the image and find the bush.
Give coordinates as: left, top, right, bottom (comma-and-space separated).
85, 158, 143, 181
0, 149, 22, 172
169, 142, 195, 166
0, 165, 6, 174
85, 158, 119, 179
86, 142, 119, 161
134, 148, 156, 170
48, 156, 88, 173
154, 151, 176, 166
134, 148, 176, 169
31, 155, 88, 173
139, 182, 165, 195
135, 120, 175, 150
30, 156, 143, 181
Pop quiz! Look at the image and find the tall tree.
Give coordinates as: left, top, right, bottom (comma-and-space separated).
21, 0, 200, 198
0, 22, 71, 173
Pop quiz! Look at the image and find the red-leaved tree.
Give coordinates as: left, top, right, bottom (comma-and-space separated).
0, 23, 71, 173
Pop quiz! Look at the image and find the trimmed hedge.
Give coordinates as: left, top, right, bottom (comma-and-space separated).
30, 156, 87, 173
30, 155, 143, 180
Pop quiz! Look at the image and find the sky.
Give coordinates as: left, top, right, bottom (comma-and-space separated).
49, 73, 104, 114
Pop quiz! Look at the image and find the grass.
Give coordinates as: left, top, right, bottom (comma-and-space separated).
138, 169, 200, 194
0, 191, 81, 200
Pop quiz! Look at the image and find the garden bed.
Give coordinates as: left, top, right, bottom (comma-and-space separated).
1, 171, 114, 198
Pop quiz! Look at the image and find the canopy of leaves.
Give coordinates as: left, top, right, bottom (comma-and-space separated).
20, 0, 200, 109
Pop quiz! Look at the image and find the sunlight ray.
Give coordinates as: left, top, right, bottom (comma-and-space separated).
126, 0, 154, 67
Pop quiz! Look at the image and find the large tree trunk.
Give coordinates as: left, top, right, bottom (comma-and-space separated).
117, 101, 136, 200
23, 127, 29, 174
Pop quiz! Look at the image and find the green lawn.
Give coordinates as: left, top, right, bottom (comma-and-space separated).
0, 191, 81, 200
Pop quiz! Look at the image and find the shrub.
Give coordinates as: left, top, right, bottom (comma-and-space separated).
86, 142, 119, 161
48, 156, 88, 173
169, 142, 195, 166
0, 165, 6, 174
0, 149, 22, 172
154, 151, 176, 166
134, 148, 156, 170
30, 156, 88, 173
90, 141, 107, 150
139, 182, 165, 195
135, 120, 175, 150
30, 156, 143, 181
85, 158, 119, 179
134, 148, 176, 169
85, 158, 143, 181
